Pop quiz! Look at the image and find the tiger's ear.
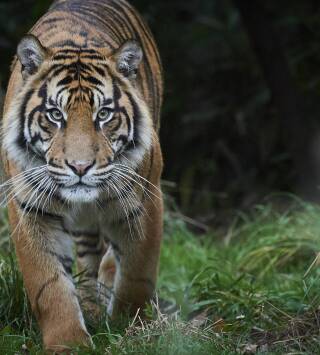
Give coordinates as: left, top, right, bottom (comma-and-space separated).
17, 35, 48, 80
114, 40, 143, 79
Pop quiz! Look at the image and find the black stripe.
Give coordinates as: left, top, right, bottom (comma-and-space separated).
117, 135, 128, 145
54, 253, 73, 274
111, 242, 122, 262
83, 76, 103, 86
38, 117, 51, 134
48, 159, 63, 169
17, 89, 34, 149
41, 17, 64, 26
61, 224, 99, 238
116, 205, 143, 224
51, 40, 80, 49
75, 239, 98, 248
52, 54, 78, 61
80, 55, 104, 60
35, 273, 60, 316
102, 4, 132, 39
89, 64, 106, 78
128, 205, 144, 219
50, 65, 70, 78
69, 1, 125, 45
55, 48, 103, 54
99, 12, 125, 43
126, 91, 141, 147
77, 249, 101, 258
57, 76, 73, 86
56, 86, 68, 103
109, 115, 122, 132
15, 199, 62, 221
20, 176, 64, 203
59, 256, 73, 265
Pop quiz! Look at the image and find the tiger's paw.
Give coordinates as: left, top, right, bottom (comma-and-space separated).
44, 327, 92, 354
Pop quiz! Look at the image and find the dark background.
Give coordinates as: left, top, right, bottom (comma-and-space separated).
1, 0, 320, 226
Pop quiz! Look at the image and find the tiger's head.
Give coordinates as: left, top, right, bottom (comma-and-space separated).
4, 35, 153, 203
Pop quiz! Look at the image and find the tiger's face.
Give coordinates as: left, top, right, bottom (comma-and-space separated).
4, 35, 152, 203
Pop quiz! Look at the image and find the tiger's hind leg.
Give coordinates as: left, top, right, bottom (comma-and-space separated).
74, 233, 107, 317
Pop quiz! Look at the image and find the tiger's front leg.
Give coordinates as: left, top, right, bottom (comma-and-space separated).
74, 232, 107, 316
8, 202, 91, 352
99, 189, 163, 318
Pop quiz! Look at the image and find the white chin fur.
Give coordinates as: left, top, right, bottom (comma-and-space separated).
59, 186, 100, 203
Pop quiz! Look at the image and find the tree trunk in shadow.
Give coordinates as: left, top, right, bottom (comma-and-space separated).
233, 0, 320, 199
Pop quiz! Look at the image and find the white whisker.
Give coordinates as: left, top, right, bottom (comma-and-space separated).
0, 170, 48, 207
112, 172, 147, 240
113, 167, 160, 204
107, 177, 135, 241
113, 163, 162, 195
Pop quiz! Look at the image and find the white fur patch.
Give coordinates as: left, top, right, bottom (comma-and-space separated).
59, 185, 100, 203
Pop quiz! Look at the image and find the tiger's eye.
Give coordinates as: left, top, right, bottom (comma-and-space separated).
48, 108, 63, 122
98, 108, 111, 121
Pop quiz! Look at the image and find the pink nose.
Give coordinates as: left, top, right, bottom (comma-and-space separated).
66, 160, 94, 176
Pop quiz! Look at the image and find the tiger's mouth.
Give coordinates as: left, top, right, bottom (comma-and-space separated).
46, 162, 112, 203
59, 184, 100, 203
69, 182, 92, 188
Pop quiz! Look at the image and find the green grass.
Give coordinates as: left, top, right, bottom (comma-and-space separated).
1, 199, 320, 353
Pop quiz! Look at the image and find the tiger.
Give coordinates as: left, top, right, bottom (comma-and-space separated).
1, 0, 163, 351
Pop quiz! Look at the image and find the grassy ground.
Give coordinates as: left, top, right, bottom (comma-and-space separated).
1, 199, 320, 354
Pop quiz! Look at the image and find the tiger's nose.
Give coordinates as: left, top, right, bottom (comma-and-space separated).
66, 160, 94, 176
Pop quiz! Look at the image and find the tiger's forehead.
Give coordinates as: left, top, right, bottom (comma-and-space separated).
45, 49, 114, 110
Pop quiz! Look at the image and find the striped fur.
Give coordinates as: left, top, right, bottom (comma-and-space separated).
1, 0, 163, 352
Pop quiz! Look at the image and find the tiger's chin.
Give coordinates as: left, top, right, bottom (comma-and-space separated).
59, 185, 100, 203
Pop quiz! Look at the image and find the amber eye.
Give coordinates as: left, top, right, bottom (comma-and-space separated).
97, 108, 113, 123
47, 108, 64, 123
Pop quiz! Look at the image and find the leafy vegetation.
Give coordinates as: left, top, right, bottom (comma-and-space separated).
1, 200, 320, 354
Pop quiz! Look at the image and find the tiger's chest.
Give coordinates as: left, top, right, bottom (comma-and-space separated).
61, 197, 140, 241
